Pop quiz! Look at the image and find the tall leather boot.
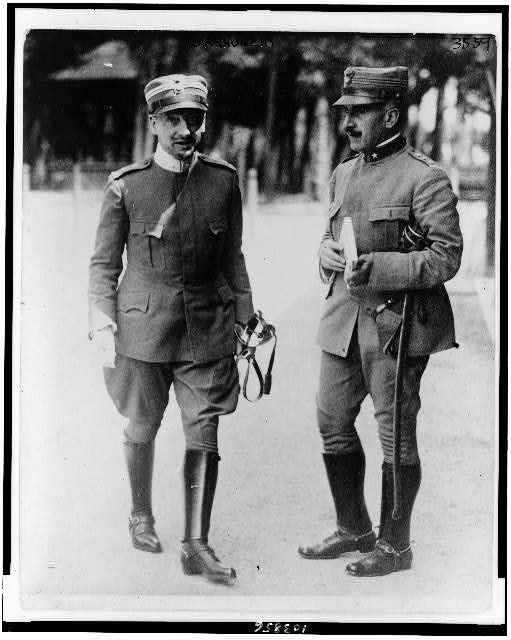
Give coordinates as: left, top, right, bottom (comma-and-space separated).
346, 461, 421, 576
180, 450, 236, 585
124, 440, 162, 553
298, 450, 376, 559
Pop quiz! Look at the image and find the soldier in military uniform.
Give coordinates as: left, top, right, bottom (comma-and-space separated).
88, 74, 253, 585
298, 66, 463, 576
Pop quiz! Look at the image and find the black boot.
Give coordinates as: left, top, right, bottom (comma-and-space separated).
346, 462, 421, 576
124, 440, 162, 553
180, 450, 236, 585
298, 450, 376, 559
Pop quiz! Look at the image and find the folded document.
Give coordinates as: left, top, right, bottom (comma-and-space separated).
339, 217, 358, 274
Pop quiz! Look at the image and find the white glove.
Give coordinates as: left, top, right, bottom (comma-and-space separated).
90, 326, 116, 368
319, 239, 346, 273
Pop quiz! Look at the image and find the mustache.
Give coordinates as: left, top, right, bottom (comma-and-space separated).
174, 132, 199, 141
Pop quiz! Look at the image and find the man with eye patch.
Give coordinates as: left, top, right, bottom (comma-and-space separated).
298, 66, 463, 577
88, 74, 253, 585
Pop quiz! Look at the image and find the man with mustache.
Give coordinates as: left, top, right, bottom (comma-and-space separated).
88, 74, 253, 585
298, 66, 463, 576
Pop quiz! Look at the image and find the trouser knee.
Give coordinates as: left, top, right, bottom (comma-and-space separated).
184, 419, 219, 455
124, 420, 160, 444
317, 407, 362, 455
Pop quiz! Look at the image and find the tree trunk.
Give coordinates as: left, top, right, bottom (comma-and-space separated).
291, 107, 307, 192
144, 115, 155, 158
313, 96, 332, 203
307, 97, 332, 202
261, 47, 279, 199
430, 83, 445, 162
132, 98, 145, 163
232, 126, 252, 199
486, 103, 496, 270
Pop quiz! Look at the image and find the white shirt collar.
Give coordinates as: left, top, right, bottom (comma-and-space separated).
376, 132, 402, 149
154, 143, 196, 173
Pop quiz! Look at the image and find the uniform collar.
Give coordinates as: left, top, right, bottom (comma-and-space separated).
154, 143, 197, 173
363, 133, 406, 163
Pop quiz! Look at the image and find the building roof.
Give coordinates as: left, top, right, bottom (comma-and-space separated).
49, 40, 138, 81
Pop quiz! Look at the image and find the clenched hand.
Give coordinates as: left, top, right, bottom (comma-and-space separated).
345, 253, 373, 287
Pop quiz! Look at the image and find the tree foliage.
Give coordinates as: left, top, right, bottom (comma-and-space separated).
24, 30, 496, 204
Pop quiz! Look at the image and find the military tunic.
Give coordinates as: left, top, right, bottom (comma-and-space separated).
316, 138, 463, 463
317, 140, 463, 358
89, 152, 253, 363
88, 150, 253, 447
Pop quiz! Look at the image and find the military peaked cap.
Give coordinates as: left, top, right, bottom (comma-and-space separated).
144, 74, 208, 114
334, 66, 408, 106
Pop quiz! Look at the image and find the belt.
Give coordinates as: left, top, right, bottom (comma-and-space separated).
363, 297, 399, 320
363, 294, 428, 325
127, 263, 185, 286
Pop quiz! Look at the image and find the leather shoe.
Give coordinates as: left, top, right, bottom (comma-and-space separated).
181, 540, 236, 585
129, 514, 162, 553
346, 539, 412, 576
298, 527, 376, 559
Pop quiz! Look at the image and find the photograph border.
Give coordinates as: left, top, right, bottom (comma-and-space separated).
4, 3, 507, 633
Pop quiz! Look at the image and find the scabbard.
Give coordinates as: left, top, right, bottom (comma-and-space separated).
392, 291, 414, 520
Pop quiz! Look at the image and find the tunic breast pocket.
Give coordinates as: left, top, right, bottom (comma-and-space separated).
128, 220, 165, 270
369, 205, 410, 250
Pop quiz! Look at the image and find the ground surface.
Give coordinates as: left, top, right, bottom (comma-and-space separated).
16, 191, 498, 621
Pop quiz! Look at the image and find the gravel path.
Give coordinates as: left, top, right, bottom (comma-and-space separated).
16, 193, 498, 621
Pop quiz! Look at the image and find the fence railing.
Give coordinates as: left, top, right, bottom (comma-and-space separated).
24, 161, 119, 193
23, 159, 487, 203
23, 161, 262, 210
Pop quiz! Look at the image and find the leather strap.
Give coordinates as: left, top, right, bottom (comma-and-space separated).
236, 326, 277, 403
238, 351, 264, 403
392, 291, 414, 520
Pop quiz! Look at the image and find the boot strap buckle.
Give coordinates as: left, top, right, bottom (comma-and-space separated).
377, 539, 411, 557
129, 514, 155, 527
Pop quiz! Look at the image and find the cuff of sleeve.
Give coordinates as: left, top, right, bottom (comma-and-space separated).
235, 294, 254, 325
89, 306, 117, 334
319, 261, 335, 284
368, 252, 410, 290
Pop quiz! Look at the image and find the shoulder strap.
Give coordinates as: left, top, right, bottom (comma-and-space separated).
109, 158, 152, 180
198, 153, 237, 172
406, 147, 441, 169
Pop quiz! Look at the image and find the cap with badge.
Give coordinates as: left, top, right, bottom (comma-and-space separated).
333, 66, 408, 107
144, 74, 209, 115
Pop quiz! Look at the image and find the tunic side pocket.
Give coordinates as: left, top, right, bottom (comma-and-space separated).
118, 291, 150, 314
374, 307, 402, 357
